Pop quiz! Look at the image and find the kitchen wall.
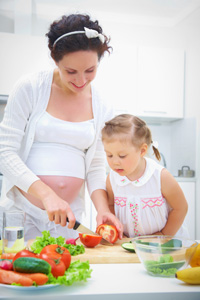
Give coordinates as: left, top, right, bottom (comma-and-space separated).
0, 3, 199, 238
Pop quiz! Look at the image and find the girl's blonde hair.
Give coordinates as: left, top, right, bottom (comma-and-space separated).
102, 114, 161, 161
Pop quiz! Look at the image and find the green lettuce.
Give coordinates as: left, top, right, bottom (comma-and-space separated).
47, 260, 92, 286
30, 230, 85, 256
30, 231, 65, 254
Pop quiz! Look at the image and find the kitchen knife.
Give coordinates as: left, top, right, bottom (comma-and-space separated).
66, 218, 113, 246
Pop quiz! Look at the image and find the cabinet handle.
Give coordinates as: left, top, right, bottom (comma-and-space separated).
143, 110, 167, 114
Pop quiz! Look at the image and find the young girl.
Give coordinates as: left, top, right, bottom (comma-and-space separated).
101, 114, 189, 238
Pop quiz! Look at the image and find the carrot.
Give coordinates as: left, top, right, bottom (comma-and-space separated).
1, 253, 16, 260
17, 273, 49, 285
0, 269, 33, 286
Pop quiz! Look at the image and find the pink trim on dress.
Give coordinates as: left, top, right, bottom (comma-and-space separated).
141, 195, 164, 209
114, 197, 127, 207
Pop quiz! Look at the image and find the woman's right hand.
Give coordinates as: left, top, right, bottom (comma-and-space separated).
28, 180, 76, 228
42, 193, 76, 228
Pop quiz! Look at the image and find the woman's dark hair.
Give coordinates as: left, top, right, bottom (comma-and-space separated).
46, 14, 112, 62
102, 114, 161, 161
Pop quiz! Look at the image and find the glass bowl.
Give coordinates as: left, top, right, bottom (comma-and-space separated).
132, 235, 198, 277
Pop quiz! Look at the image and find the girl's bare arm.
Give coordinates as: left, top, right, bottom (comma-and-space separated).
106, 174, 115, 214
156, 168, 188, 235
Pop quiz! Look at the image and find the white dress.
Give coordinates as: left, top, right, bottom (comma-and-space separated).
109, 157, 189, 238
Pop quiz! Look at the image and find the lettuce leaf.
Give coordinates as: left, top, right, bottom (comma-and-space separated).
47, 260, 92, 286
30, 230, 85, 256
63, 243, 85, 256
30, 231, 65, 254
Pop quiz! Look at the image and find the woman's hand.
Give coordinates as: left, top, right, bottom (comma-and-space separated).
96, 211, 123, 239
28, 180, 76, 228
42, 193, 76, 228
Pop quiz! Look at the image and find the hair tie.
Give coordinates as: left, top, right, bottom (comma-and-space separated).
152, 141, 159, 149
53, 27, 105, 47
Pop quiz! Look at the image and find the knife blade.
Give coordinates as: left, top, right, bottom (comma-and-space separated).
66, 218, 113, 246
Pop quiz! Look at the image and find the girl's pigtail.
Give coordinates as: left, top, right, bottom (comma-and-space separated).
152, 145, 161, 161
151, 141, 161, 161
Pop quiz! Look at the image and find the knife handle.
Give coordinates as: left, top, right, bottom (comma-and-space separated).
66, 217, 80, 230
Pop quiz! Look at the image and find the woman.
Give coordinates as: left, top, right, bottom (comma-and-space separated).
0, 14, 123, 240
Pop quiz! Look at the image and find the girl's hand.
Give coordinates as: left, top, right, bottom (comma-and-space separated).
153, 231, 164, 235
96, 211, 123, 239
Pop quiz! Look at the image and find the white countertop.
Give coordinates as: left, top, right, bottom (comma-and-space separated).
0, 263, 200, 300
174, 176, 196, 182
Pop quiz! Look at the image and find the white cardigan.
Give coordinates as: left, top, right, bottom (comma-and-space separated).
0, 69, 114, 209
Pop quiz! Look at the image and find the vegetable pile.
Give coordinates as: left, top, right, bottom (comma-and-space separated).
0, 231, 92, 287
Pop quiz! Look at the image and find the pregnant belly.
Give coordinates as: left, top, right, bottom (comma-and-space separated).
19, 175, 84, 210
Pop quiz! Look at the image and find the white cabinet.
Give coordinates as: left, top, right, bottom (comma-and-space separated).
96, 45, 185, 121
136, 47, 185, 121
177, 181, 196, 239
0, 33, 55, 95
95, 45, 138, 114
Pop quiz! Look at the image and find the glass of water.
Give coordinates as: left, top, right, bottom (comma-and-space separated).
2, 210, 25, 254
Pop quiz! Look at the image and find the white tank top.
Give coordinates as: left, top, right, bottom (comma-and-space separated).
26, 111, 95, 178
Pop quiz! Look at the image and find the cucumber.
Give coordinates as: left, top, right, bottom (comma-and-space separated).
13, 257, 51, 274
121, 242, 135, 253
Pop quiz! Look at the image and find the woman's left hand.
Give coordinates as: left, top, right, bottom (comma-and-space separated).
96, 212, 123, 239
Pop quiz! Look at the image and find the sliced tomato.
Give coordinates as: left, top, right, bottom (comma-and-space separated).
40, 244, 71, 269
39, 253, 66, 278
96, 224, 119, 244
79, 233, 102, 248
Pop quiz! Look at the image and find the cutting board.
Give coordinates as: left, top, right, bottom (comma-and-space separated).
71, 238, 140, 264
27, 238, 140, 264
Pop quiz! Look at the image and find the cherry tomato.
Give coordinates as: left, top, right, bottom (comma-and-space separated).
40, 244, 71, 269
12, 249, 36, 262
79, 233, 102, 248
39, 253, 66, 278
96, 224, 119, 244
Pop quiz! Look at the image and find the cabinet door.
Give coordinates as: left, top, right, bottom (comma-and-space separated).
177, 181, 195, 239
137, 47, 185, 119
95, 45, 137, 114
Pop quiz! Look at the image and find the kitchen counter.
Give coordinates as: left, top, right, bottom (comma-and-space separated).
0, 263, 200, 300
174, 176, 196, 182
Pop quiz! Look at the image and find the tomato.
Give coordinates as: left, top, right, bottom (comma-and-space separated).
40, 244, 71, 269
12, 250, 36, 262
96, 224, 119, 244
79, 233, 102, 248
39, 253, 66, 278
